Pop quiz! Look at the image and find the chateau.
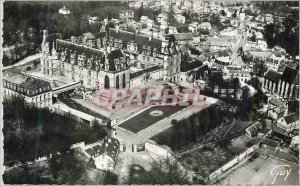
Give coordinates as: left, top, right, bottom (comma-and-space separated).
41, 19, 182, 92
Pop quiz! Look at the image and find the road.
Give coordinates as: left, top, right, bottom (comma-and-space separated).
2, 53, 42, 70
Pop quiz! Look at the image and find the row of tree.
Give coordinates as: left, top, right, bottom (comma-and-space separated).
154, 105, 222, 150
3, 96, 108, 184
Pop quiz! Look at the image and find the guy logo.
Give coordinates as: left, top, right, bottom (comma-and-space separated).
270, 165, 292, 184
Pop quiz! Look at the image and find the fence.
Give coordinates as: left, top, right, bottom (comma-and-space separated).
208, 144, 259, 181
50, 103, 103, 125
145, 140, 200, 182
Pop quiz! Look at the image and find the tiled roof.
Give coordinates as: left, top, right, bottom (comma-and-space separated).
250, 51, 273, 58
264, 69, 281, 83
284, 113, 299, 124
260, 138, 280, 147
269, 98, 284, 107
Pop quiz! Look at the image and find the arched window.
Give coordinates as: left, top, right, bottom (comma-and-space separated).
122, 74, 126, 88
104, 75, 110, 89
116, 75, 119, 89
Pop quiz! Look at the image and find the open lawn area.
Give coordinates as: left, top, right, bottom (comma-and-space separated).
118, 105, 186, 133
218, 154, 299, 185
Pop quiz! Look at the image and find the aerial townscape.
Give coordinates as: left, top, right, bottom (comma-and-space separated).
2, 0, 299, 185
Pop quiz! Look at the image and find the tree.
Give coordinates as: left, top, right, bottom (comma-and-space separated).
240, 87, 251, 120
49, 154, 62, 181
128, 158, 189, 184
232, 77, 240, 100
103, 172, 118, 185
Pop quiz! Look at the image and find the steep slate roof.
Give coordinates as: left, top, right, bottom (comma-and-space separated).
171, 33, 193, 41
293, 73, 299, 85
281, 66, 298, 84
284, 113, 299, 124
109, 28, 135, 43
107, 49, 126, 72
264, 69, 281, 83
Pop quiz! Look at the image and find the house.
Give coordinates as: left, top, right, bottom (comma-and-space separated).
268, 107, 285, 120
119, 10, 134, 20
259, 138, 280, 150
199, 22, 212, 30
249, 51, 273, 61
265, 58, 280, 71
268, 98, 286, 110
245, 121, 263, 137
3, 70, 53, 108
277, 113, 299, 133
188, 22, 199, 33
88, 16, 98, 24
290, 135, 299, 148
140, 16, 149, 24
174, 14, 186, 24
202, 37, 237, 51
94, 137, 120, 171
219, 27, 238, 38
157, 13, 168, 24
222, 66, 251, 83
59, 6, 70, 15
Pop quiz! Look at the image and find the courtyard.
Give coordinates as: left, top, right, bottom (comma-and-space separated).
118, 105, 187, 133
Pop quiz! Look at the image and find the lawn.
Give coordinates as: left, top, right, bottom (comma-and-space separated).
119, 105, 186, 133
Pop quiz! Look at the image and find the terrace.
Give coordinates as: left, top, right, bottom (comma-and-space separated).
119, 105, 187, 133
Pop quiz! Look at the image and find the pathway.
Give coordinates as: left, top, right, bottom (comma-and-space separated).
2, 53, 42, 70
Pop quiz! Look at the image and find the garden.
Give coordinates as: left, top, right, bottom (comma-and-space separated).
119, 105, 186, 133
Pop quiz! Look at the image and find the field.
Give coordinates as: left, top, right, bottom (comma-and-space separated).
118, 105, 186, 133
218, 154, 299, 185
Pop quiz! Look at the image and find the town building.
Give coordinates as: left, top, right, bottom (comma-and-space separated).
119, 9, 134, 20
94, 137, 120, 171
3, 70, 52, 108
277, 112, 299, 133
59, 6, 70, 15
245, 121, 263, 137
